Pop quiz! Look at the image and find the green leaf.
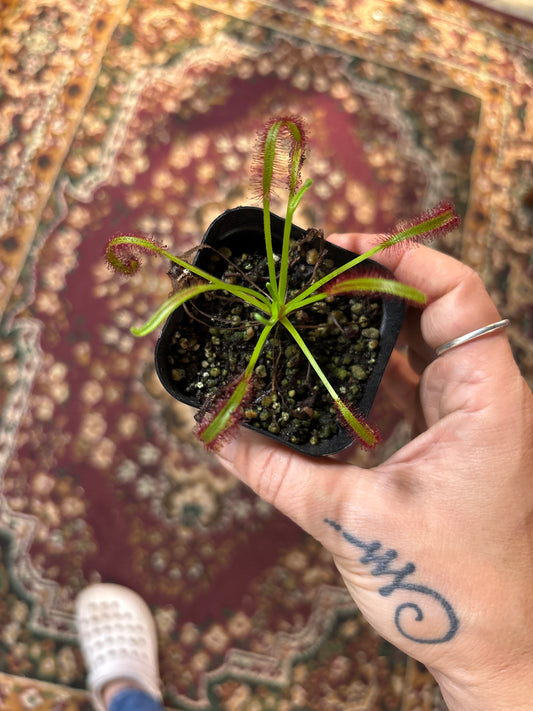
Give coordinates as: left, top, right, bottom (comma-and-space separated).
131, 284, 220, 336
326, 277, 426, 304
280, 317, 379, 447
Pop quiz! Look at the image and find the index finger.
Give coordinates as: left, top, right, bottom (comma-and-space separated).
327, 233, 503, 354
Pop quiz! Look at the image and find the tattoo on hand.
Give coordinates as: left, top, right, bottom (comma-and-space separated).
324, 519, 459, 644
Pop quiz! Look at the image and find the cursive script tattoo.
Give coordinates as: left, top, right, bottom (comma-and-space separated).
324, 519, 459, 644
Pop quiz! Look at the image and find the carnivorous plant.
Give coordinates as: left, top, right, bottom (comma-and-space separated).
106, 117, 460, 449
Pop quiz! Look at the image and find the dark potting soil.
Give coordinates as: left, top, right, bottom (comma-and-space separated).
165, 238, 382, 448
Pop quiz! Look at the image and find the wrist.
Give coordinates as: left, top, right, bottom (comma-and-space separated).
433, 663, 533, 711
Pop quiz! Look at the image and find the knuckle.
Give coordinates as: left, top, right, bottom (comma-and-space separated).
248, 447, 301, 513
252, 449, 288, 506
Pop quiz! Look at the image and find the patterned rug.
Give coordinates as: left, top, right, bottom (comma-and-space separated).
1, 1, 532, 709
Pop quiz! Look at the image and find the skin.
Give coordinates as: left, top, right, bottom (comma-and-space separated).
102, 680, 142, 708
216, 234, 533, 711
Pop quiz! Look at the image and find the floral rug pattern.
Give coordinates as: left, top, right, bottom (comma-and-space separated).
0, 1, 532, 709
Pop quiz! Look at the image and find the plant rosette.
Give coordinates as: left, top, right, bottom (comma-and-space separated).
106, 117, 460, 455
155, 206, 404, 456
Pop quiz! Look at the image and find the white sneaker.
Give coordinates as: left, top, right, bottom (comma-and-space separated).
75, 584, 163, 711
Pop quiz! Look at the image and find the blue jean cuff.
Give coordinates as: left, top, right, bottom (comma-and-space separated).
108, 687, 164, 711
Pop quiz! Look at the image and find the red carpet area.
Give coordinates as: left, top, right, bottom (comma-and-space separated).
0, 1, 531, 708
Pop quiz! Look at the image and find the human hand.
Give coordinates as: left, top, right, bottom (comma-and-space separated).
217, 235, 533, 711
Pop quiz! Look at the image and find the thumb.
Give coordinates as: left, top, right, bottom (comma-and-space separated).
216, 429, 372, 542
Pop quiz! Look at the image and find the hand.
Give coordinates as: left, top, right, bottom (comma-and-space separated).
217, 235, 533, 711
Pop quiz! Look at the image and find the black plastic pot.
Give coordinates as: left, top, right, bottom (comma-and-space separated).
155, 206, 405, 456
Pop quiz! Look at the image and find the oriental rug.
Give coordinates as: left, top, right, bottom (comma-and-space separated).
0, 1, 532, 709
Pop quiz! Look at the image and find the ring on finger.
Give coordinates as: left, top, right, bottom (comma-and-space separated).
435, 319, 510, 357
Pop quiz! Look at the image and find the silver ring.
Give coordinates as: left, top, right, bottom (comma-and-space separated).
435, 319, 510, 357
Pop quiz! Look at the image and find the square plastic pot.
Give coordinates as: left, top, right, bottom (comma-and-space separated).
155, 206, 405, 456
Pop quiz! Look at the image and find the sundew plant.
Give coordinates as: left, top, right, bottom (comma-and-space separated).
106, 116, 460, 450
